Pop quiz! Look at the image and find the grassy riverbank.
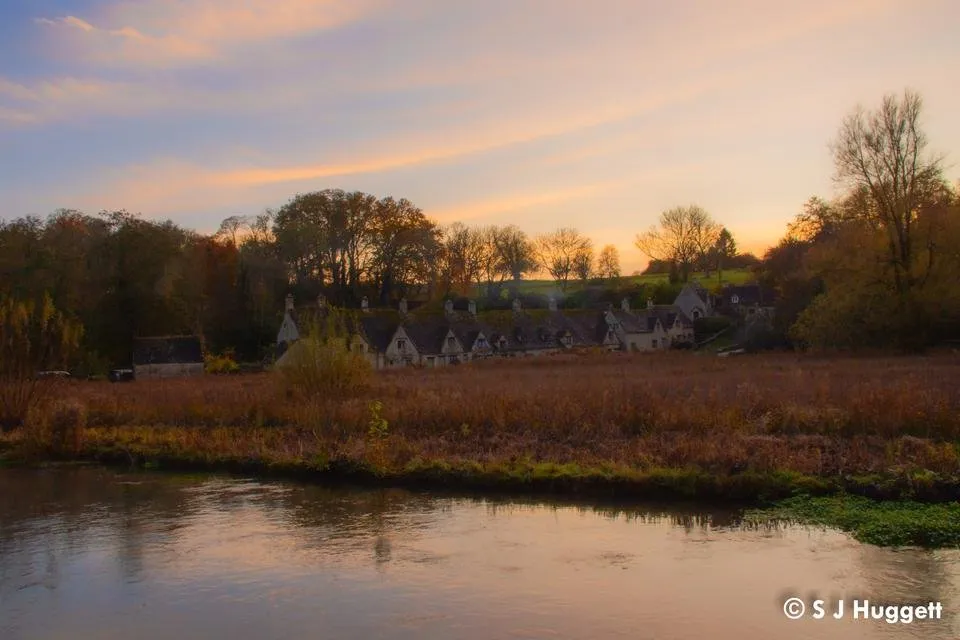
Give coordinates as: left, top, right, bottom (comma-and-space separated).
3, 352, 960, 545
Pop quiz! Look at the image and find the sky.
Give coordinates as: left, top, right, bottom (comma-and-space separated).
1, 0, 958, 273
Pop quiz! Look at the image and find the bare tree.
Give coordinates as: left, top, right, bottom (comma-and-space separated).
216, 215, 250, 247
443, 222, 486, 294
596, 244, 621, 281
573, 242, 594, 282
535, 228, 591, 291
635, 205, 720, 282
831, 89, 945, 295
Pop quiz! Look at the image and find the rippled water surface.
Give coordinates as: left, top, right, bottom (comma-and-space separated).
1, 468, 958, 639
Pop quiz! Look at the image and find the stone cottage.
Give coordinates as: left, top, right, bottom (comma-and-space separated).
274, 291, 697, 370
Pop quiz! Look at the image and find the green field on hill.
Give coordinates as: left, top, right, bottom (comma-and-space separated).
486, 268, 756, 297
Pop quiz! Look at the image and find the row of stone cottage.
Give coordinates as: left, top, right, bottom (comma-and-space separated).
275, 284, 715, 370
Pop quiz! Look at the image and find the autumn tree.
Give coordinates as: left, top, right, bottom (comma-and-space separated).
369, 197, 439, 304
832, 89, 946, 299
635, 205, 721, 282
596, 244, 621, 281
492, 225, 538, 283
535, 228, 592, 291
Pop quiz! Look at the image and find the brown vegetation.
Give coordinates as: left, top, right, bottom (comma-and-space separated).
6, 353, 958, 494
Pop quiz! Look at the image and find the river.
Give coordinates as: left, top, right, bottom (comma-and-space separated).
1, 468, 957, 639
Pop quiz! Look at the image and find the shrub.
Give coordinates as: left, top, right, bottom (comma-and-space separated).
278, 337, 372, 399
277, 307, 374, 398
205, 352, 241, 375
27, 398, 86, 456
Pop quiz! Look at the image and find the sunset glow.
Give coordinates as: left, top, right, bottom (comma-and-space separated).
2, 0, 958, 271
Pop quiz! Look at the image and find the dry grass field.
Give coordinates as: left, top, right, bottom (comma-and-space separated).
4, 351, 959, 501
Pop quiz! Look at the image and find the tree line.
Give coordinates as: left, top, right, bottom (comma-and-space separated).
1, 89, 958, 374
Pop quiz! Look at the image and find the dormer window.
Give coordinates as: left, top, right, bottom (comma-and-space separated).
446, 336, 457, 349
397, 338, 407, 351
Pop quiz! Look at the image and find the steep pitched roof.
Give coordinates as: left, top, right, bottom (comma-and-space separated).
357, 315, 400, 352
649, 305, 690, 329
608, 310, 653, 334
133, 336, 203, 365
402, 319, 454, 355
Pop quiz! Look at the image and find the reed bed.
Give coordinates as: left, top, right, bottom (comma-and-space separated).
7, 351, 949, 489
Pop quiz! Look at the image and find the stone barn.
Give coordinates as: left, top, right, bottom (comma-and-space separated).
132, 336, 205, 379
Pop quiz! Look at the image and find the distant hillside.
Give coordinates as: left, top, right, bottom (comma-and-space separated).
476, 268, 755, 298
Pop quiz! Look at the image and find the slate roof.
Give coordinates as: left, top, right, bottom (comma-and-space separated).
281, 297, 696, 358
356, 315, 399, 352
722, 284, 776, 307
608, 310, 652, 334
402, 320, 454, 354
649, 305, 690, 329
133, 336, 203, 365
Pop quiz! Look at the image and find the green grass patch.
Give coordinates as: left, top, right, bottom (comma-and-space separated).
483, 269, 755, 297
745, 495, 960, 548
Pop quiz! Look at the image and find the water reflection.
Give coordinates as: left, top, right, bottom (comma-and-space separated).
1, 468, 958, 640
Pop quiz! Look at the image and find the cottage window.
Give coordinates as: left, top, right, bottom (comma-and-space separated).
447, 336, 456, 349
652, 339, 658, 348
397, 338, 407, 351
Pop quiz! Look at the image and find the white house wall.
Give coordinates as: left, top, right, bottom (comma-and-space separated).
384, 326, 420, 367
277, 312, 300, 345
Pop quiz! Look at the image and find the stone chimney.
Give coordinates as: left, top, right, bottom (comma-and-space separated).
512, 298, 522, 314
647, 298, 654, 310
468, 299, 477, 317
285, 294, 294, 313
443, 299, 454, 317
399, 297, 408, 315
548, 296, 557, 312
361, 296, 369, 313
621, 297, 630, 312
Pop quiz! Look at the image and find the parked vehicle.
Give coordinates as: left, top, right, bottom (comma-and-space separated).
36, 370, 71, 379
108, 368, 135, 383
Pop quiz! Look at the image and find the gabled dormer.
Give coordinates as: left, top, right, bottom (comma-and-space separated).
441, 329, 463, 355
471, 331, 491, 353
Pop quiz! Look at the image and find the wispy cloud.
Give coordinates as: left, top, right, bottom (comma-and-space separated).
35, 0, 385, 68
